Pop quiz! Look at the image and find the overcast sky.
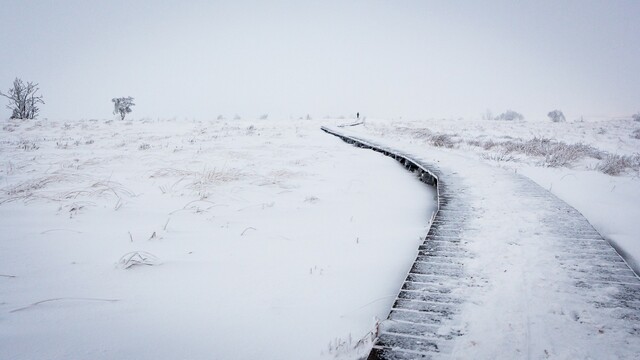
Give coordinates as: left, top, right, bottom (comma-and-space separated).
1, 0, 638, 121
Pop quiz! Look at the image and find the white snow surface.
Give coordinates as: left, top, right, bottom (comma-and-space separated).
2, 116, 639, 359
0, 118, 436, 360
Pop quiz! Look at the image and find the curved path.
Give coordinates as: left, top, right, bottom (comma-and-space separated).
322, 126, 640, 359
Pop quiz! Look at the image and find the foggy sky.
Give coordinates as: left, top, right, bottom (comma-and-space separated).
1, 0, 639, 121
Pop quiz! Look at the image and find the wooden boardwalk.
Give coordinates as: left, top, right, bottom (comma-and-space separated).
321, 126, 640, 359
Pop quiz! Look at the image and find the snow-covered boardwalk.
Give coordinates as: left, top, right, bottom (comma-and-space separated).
322, 126, 640, 359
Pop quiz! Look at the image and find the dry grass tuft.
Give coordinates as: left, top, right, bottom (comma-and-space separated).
595, 154, 640, 176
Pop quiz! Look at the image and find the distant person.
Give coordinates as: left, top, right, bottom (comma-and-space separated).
357, 112, 360, 120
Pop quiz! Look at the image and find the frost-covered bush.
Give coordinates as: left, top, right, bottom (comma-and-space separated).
496, 137, 602, 167
596, 154, 640, 176
112, 97, 135, 120
543, 143, 584, 167
495, 110, 524, 121
547, 110, 566, 122
430, 134, 455, 148
632, 112, 640, 122
632, 129, 640, 139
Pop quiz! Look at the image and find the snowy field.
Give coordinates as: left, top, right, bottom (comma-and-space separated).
1, 115, 639, 359
354, 117, 640, 275
0, 118, 436, 360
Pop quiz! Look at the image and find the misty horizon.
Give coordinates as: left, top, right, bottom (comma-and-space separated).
1, 0, 639, 121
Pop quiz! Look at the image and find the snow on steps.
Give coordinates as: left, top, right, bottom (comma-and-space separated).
321, 126, 640, 359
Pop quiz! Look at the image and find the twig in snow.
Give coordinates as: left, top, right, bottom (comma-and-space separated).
10, 297, 120, 313
0, 274, 17, 278
40, 229, 83, 234
128, 231, 133, 242
114, 197, 123, 211
240, 227, 257, 236
118, 251, 161, 269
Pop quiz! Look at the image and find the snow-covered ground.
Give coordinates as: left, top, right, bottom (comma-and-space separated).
0, 118, 436, 360
2, 115, 638, 359
356, 117, 640, 275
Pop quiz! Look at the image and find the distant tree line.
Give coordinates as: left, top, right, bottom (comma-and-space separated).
1, 78, 639, 122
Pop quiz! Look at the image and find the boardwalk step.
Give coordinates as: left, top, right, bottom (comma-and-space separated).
392, 299, 458, 315
368, 347, 436, 360
410, 262, 464, 276
397, 290, 464, 305
389, 308, 453, 325
404, 273, 470, 286
374, 333, 444, 354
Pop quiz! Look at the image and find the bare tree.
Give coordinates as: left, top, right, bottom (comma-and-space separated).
0, 78, 45, 119
112, 97, 135, 120
481, 109, 493, 121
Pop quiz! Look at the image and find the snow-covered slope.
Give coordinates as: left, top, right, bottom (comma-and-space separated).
0, 118, 436, 360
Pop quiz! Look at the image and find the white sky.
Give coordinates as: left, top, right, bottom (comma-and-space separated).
1, 0, 638, 121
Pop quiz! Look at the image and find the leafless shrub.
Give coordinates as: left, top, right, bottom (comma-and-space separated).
595, 154, 640, 176
138, 143, 150, 150
632, 129, 640, 139
495, 110, 524, 121
633, 112, 640, 122
430, 134, 455, 148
